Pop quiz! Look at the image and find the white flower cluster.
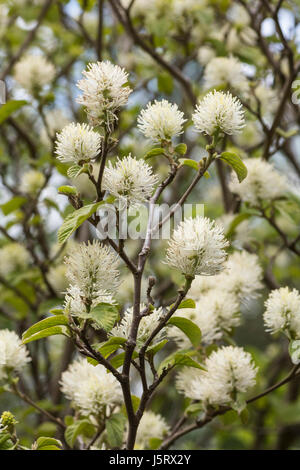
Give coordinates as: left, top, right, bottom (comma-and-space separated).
135, 411, 170, 449
168, 290, 240, 347
137, 100, 186, 142
77, 61, 132, 128
14, 55, 55, 93
0, 330, 31, 381
229, 158, 287, 207
103, 154, 158, 206
176, 346, 257, 408
110, 305, 165, 348
166, 216, 229, 277
60, 358, 122, 416
0, 243, 30, 277
264, 287, 300, 339
204, 56, 249, 95
41, 109, 70, 147
189, 251, 263, 304
55, 123, 101, 165
64, 241, 120, 324
21, 170, 45, 195
193, 90, 245, 136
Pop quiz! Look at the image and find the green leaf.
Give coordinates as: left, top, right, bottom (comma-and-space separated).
0, 100, 27, 124
106, 413, 126, 448
33, 437, 62, 451
185, 402, 203, 416
168, 316, 201, 348
57, 198, 114, 244
64, 420, 95, 449
121, 395, 140, 417
276, 127, 298, 139
0, 433, 14, 450
89, 303, 119, 332
109, 351, 138, 370
178, 158, 199, 171
225, 212, 252, 238
49, 308, 64, 316
157, 72, 174, 95
1, 196, 27, 215
96, 336, 126, 358
149, 437, 162, 450
178, 299, 196, 309
158, 351, 205, 376
22, 315, 69, 341
23, 326, 71, 344
67, 164, 86, 179
175, 143, 187, 155
146, 339, 168, 356
144, 148, 165, 160
289, 340, 300, 365
58, 185, 78, 196
219, 152, 247, 183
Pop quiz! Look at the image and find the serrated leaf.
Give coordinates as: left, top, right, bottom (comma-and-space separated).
89, 303, 119, 332
219, 151, 247, 182
22, 315, 69, 341
34, 437, 62, 451
58, 185, 78, 196
168, 316, 201, 348
57, 198, 114, 244
144, 148, 165, 160
64, 420, 95, 449
1, 196, 27, 215
175, 143, 187, 155
0, 100, 27, 124
23, 326, 71, 344
178, 158, 199, 171
106, 413, 126, 448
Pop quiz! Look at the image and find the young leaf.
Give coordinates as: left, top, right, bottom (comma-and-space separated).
23, 326, 71, 344
106, 413, 126, 448
146, 339, 168, 356
22, 315, 69, 341
178, 158, 199, 171
0, 100, 27, 124
109, 351, 138, 370
157, 351, 205, 376
177, 298, 196, 309
167, 316, 201, 348
33, 437, 62, 451
96, 336, 126, 358
219, 151, 247, 182
58, 185, 78, 196
1, 196, 27, 215
175, 143, 187, 155
57, 197, 114, 244
89, 303, 119, 332
64, 420, 95, 449
144, 148, 165, 160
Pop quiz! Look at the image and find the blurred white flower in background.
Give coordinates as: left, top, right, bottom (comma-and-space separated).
14, 54, 55, 93
135, 411, 170, 449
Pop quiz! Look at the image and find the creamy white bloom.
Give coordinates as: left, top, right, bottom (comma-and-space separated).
264, 287, 300, 339
135, 411, 170, 449
41, 109, 70, 147
193, 90, 245, 136
102, 155, 158, 206
166, 216, 229, 277
60, 359, 122, 416
188, 275, 216, 300
204, 56, 249, 94
197, 45, 216, 66
64, 284, 116, 325
21, 170, 45, 195
169, 290, 240, 347
55, 123, 101, 164
177, 346, 257, 407
0, 243, 30, 276
0, 330, 31, 381
221, 251, 263, 301
137, 100, 186, 142
110, 304, 165, 347
77, 61, 132, 127
14, 55, 55, 93
229, 158, 287, 207
65, 241, 120, 296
